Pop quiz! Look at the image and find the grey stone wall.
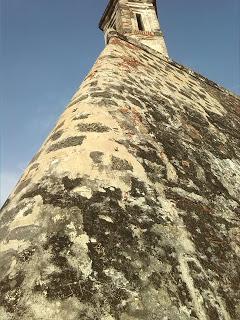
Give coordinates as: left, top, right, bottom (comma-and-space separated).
0, 34, 240, 320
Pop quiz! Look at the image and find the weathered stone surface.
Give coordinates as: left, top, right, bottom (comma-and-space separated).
0, 15, 240, 320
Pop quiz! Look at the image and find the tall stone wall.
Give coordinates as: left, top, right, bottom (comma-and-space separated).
0, 34, 240, 320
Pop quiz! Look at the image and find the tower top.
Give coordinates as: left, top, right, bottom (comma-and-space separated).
99, 0, 168, 56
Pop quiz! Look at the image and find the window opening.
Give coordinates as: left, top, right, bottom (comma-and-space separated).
136, 13, 144, 31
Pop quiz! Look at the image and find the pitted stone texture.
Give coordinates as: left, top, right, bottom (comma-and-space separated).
0, 36, 240, 320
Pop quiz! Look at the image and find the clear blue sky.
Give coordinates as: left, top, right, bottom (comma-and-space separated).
0, 0, 239, 205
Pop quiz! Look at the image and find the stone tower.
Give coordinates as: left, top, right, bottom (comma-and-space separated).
0, 1, 240, 320
99, 0, 168, 56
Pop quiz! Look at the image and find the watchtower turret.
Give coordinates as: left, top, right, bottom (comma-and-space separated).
99, 0, 168, 56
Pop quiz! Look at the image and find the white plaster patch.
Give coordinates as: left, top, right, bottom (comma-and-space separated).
0, 240, 30, 253
53, 214, 63, 222
99, 215, 114, 223
171, 187, 209, 205
8, 258, 17, 278
209, 156, 240, 200
159, 151, 178, 183
101, 315, 115, 320
43, 264, 60, 276
66, 221, 77, 239
73, 186, 92, 199
158, 197, 179, 222
68, 233, 92, 279
49, 159, 60, 171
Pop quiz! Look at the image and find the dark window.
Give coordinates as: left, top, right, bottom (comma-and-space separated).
136, 13, 144, 31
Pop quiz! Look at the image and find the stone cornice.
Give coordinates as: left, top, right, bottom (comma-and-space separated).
99, 0, 118, 31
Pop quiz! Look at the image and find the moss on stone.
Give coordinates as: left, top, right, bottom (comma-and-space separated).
90, 151, 104, 164
111, 156, 133, 171
78, 123, 110, 133
50, 130, 64, 141
47, 136, 86, 152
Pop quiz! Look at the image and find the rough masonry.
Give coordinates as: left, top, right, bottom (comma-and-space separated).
0, 1, 240, 319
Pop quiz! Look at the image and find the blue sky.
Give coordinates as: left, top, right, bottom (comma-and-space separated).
1, 0, 239, 205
